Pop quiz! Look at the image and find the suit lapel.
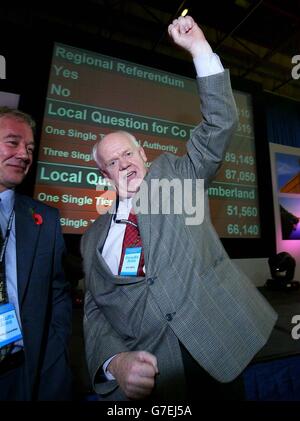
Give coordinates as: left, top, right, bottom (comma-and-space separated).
96, 211, 113, 254
136, 212, 150, 268
15, 195, 41, 305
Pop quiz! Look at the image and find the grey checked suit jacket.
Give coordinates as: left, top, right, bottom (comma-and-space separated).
81, 70, 277, 400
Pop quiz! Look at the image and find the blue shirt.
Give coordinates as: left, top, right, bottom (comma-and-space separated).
0, 189, 23, 347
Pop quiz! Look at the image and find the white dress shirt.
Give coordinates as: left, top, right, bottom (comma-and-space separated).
101, 197, 133, 275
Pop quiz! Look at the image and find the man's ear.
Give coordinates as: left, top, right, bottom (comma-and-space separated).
139, 147, 148, 163
98, 169, 117, 193
99, 166, 108, 179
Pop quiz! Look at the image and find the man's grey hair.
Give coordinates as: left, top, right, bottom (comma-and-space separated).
92, 130, 139, 169
0, 106, 36, 133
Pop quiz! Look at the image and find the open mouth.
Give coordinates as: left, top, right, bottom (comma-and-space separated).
127, 171, 136, 181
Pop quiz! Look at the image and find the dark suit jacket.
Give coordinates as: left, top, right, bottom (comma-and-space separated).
81, 71, 277, 400
14, 193, 72, 400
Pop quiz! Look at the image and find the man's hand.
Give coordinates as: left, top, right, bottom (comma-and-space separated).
168, 15, 212, 58
107, 351, 159, 400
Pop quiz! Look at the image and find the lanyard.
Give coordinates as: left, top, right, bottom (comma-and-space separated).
0, 209, 14, 264
112, 196, 138, 228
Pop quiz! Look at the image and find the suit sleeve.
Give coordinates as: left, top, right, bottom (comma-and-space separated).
37, 208, 72, 400
174, 70, 238, 187
49, 209, 72, 346
84, 289, 130, 395
81, 230, 129, 396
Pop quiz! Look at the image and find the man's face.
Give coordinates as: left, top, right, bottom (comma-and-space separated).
97, 133, 148, 198
0, 116, 34, 192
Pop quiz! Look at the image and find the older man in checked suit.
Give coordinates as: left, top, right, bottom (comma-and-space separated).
81, 15, 277, 401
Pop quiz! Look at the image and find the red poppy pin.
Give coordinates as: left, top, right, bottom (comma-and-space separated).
30, 208, 43, 225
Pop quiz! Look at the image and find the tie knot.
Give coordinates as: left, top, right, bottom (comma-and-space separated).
128, 211, 137, 224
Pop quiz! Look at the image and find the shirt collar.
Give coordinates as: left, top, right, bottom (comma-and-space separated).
0, 189, 15, 216
117, 197, 132, 219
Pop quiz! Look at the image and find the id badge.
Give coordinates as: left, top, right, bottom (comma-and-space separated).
0, 303, 23, 348
120, 247, 142, 276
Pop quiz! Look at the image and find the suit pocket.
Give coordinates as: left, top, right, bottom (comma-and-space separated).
35, 250, 52, 258
200, 255, 229, 295
100, 283, 149, 341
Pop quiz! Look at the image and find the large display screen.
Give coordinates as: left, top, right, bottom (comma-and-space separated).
34, 42, 260, 238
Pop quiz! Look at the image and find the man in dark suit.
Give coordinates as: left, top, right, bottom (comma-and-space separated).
81, 16, 277, 401
0, 107, 72, 400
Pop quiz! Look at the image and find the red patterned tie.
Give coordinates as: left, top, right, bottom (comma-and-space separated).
118, 211, 145, 276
